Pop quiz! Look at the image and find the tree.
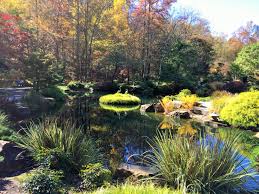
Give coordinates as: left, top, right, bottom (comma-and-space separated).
131, 0, 176, 80
0, 12, 28, 71
24, 50, 64, 90
161, 37, 214, 89
232, 42, 259, 83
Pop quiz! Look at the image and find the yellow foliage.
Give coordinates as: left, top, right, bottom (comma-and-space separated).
0, 0, 28, 14
177, 122, 197, 136
161, 96, 174, 114
180, 95, 198, 110
211, 91, 234, 113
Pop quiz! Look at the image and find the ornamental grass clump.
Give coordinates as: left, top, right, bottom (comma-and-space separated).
220, 91, 259, 128
99, 92, 141, 105
18, 119, 101, 171
148, 131, 257, 193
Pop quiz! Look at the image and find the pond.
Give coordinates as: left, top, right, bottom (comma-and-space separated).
3, 93, 259, 190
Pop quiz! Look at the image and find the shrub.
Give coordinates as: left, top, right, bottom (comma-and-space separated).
211, 91, 233, 113
18, 119, 101, 171
34, 148, 74, 173
23, 167, 63, 194
176, 89, 192, 99
148, 131, 256, 193
41, 86, 66, 102
99, 92, 141, 105
89, 183, 184, 194
179, 94, 198, 110
223, 80, 247, 94
220, 91, 259, 128
0, 111, 16, 142
161, 96, 174, 114
67, 81, 85, 91
100, 104, 139, 112
80, 163, 112, 191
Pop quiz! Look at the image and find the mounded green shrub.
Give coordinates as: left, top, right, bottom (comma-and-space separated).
23, 167, 63, 194
220, 91, 259, 128
89, 183, 183, 194
67, 81, 85, 91
41, 86, 66, 102
148, 131, 256, 193
176, 89, 192, 99
99, 92, 141, 105
100, 104, 139, 112
80, 163, 112, 191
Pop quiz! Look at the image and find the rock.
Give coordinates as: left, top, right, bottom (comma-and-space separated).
173, 101, 182, 109
140, 103, 164, 113
154, 103, 164, 113
254, 132, 259, 139
210, 113, 220, 122
140, 104, 155, 112
192, 107, 209, 116
42, 97, 56, 106
170, 110, 191, 119
115, 163, 157, 179
0, 141, 33, 177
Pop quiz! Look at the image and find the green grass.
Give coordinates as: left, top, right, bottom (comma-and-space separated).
85, 183, 184, 194
148, 131, 257, 193
99, 92, 141, 105
100, 103, 140, 112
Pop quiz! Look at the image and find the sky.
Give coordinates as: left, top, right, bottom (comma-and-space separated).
175, 0, 259, 37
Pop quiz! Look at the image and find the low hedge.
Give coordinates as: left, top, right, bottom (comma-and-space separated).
99, 93, 141, 105
220, 91, 259, 128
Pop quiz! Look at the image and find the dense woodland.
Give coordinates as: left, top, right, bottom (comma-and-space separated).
0, 0, 258, 94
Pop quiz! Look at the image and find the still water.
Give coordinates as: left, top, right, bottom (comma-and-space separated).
3, 94, 259, 190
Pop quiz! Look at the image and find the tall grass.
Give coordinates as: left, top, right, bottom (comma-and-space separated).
18, 119, 100, 170
88, 182, 184, 194
148, 131, 257, 193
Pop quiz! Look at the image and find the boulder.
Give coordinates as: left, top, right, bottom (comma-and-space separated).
0, 141, 33, 177
115, 163, 157, 179
154, 103, 164, 113
140, 104, 155, 112
140, 103, 164, 113
173, 101, 182, 109
210, 113, 220, 122
170, 110, 191, 119
192, 107, 209, 116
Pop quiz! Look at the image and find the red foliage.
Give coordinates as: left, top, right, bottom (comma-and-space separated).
0, 12, 29, 68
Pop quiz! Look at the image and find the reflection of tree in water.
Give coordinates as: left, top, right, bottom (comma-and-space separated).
158, 117, 206, 137
177, 122, 197, 136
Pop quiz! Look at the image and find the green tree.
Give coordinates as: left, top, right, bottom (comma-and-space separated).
232, 42, 259, 84
161, 37, 214, 89
24, 50, 64, 91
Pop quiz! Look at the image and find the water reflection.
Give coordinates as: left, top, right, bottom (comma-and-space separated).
5, 95, 258, 189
